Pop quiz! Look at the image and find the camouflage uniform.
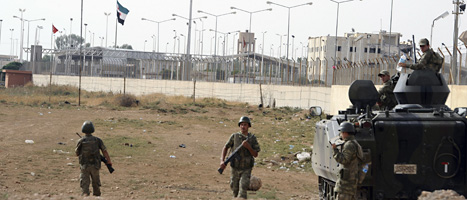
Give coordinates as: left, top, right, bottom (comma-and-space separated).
378, 81, 397, 110
406, 48, 443, 72
224, 132, 260, 199
333, 135, 362, 200
75, 134, 107, 196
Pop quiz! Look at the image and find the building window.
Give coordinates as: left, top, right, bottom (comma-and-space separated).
369, 48, 376, 53
354, 47, 357, 52
349, 47, 353, 52
378, 48, 381, 54
337, 46, 341, 51
324, 45, 326, 52
364, 47, 368, 53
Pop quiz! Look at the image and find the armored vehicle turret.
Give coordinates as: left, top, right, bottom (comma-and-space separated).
311, 70, 467, 199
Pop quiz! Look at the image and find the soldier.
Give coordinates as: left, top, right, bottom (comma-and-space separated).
219, 116, 260, 199
377, 70, 397, 110
332, 122, 363, 200
398, 38, 444, 72
75, 121, 112, 196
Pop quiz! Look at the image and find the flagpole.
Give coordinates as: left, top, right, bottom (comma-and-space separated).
114, 15, 118, 50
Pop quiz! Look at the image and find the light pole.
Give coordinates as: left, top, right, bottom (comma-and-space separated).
143, 39, 147, 51
172, 14, 207, 54
12, 9, 26, 61
35, 25, 43, 45
230, 7, 272, 33
266, 1, 312, 62
197, 10, 236, 56
430, 11, 449, 46
166, 42, 169, 52
151, 35, 156, 52
180, 34, 186, 54
330, 0, 355, 68
20, 18, 45, 60
99, 36, 104, 46
84, 23, 87, 46
104, 12, 111, 47
69, 18, 73, 48
9, 29, 14, 59
261, 31, 267, 79
0, 20, 2, 50
141, 17, 176, 52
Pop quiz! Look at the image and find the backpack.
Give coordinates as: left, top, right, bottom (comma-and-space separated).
432, 51, 444, 72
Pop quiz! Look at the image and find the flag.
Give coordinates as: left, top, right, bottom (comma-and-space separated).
52, 25, 58, 34
243, 37, 246, 48
117, 1, 130, 25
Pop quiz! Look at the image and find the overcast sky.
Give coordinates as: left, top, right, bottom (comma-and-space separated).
1, 0, 465, 59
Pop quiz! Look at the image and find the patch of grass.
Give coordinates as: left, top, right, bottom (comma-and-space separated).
251, 189, 277, 199
105, 136, 155, 157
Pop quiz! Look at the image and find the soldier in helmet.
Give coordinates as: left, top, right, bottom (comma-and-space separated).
377, 70, 397, 110
332, 122, 363, 200
75, 121, 112, 196
219, 116, 261, 199
398, 38, 444, 73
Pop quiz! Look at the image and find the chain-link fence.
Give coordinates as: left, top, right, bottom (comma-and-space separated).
21, 48, 316, 86
17, 46, 467, 87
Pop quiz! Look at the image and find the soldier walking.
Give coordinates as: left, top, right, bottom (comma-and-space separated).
219, 116, 261, 199
332, 122, 363, 200
75, 121, 112, 196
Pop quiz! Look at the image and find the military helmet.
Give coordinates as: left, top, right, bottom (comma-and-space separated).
82, 121, 95, 134
238, 116, 252, 127
338, 122, 355, 134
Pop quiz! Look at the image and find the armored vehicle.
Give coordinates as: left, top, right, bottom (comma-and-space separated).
311, 70, 467, 199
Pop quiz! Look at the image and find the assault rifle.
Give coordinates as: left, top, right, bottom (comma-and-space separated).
218, 134, 253, 174
76, 133, 115, 173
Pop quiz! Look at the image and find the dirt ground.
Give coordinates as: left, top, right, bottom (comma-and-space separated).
0, 103, 319, 200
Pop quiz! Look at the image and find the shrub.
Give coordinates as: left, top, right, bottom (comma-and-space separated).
115, 94, 137, 107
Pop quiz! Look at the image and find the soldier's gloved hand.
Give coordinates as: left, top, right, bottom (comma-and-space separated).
107, 161, 112, 165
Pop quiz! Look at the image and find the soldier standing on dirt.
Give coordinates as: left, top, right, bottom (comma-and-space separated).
219, 116, 261, 199
332, 122, 363, 200
75, 121, 112, 196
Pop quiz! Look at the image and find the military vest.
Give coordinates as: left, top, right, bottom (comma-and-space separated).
79, 136, 101, 167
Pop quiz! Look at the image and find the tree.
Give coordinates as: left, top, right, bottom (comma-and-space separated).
113, 44, 133, 50
2, 62, 22, 70
55, 34, 84, 49
42, 55, 52, 62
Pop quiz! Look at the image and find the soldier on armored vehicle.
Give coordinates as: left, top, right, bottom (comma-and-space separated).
398, 38, 444, 73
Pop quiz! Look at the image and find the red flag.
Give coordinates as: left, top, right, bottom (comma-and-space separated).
243, 37, 246, 48
52, 25, 58, 34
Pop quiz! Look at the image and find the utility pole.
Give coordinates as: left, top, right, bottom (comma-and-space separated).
452, 0, 463, 84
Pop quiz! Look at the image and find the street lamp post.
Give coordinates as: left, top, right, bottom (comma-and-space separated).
0, 20, 2, 50
21, 18, 45, 60
261, 31, 267, 80
143, 39, 147, 51
12, 9, 26, 61
430, 11, 449, 46
330, 0, 354, 68
9, 29, 14, 59
180, 34, 186, 54
197, 10, 236, 56
172, 14, 207, 54
99, 36, 104, 47
151, 35, 156, 52
104, 12, 111, 47
230, 7, 272, 33
266, 1, 312, 61
141, 17, 176, 52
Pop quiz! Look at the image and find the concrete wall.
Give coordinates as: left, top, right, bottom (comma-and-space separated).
33, 74, 332, 113
33, 74, 467, 114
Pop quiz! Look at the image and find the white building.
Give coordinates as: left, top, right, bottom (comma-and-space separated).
307, 31, 402, 85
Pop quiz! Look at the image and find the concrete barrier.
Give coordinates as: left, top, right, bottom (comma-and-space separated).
33, 74, 467, 114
